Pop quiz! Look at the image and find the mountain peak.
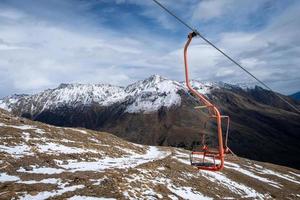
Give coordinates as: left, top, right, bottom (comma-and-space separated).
0, 75, 267, 114
147, 74, 167, 83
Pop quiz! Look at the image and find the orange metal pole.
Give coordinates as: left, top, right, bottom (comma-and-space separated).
184, 32, 224, 171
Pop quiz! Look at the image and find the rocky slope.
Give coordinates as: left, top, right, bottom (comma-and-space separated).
1, 75, 300, 170
0, 109, 300, 199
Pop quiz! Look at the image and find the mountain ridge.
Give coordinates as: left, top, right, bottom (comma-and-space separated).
0, 74, 263, 114
1, 75, 300, 170
290, 91, 300, 101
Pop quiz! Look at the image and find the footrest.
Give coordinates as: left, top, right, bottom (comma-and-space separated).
194, 105, 213, 109
191, 162, 216, 167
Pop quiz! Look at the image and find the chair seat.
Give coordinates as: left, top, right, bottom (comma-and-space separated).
191, 162, 216, 167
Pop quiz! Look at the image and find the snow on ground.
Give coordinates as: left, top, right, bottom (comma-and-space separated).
18, 178, 62, 185
90, 176, 108, 186
223, 161, 282, 188
0, 173, 20, 182
0, 122, 46, 135
1, 111, 299, 199
173, 149, 300, 187
0, 144, 34, 158
65, 128, 88, 134
0, 123, 36, 130
37, 142, 98, 154
199, 170, 265, 199
16, 146, 170, 174
289, 171, 300, 178
167, 186, 212, 200
17, 166, 65, 174
172, 150, 274, 199
124, 168, 212, 200
68, 196, 116, 200
34, 128, 45, 135
246, 164, 300, 185
57, 146, 169, 172
19, 184, 85, 200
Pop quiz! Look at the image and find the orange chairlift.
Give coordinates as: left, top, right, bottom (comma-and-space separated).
184, 32, 233, 171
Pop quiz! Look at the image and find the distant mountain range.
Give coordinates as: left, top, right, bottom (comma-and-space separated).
1, 75, 300, 169
290, 91, 300, 101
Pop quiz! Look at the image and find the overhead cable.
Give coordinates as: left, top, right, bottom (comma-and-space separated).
152, 0, 300, 113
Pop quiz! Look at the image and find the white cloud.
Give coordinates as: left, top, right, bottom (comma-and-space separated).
149, 1, 300, 94
192, 0, 231, 21
0, 7, 25, 20
192, 0, 270, 22
0, 4, 157, 96
0, 0, 299, 97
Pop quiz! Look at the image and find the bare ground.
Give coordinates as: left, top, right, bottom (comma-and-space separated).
0, 109, 299, 200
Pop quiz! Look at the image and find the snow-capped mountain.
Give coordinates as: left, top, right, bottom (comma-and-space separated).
0, 83, 126, 115
0, 75, 221, 115
1, 75, 300, 171
124, 75, 184, 113
0, 108, 299, 199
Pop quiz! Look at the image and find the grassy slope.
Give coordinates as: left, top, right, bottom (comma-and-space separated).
0, 109, 299, 199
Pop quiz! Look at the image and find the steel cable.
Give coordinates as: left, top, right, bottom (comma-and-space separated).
152, 0, 300, 113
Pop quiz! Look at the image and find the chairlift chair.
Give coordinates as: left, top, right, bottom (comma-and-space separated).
184, 32, 232, 171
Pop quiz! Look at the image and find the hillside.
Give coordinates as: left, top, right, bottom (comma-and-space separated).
290, 91, 300, 101
1, 75, 300, 170
0, 109, 300, 199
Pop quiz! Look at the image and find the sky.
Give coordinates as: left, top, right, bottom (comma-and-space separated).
0, 0, 299, 97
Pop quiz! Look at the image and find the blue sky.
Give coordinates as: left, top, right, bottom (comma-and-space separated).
0, 0, 299, 97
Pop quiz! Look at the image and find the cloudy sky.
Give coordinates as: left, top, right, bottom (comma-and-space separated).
0, 0, 299, 97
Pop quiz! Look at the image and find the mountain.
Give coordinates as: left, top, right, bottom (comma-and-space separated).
0, 108, 299, 199
1, 75, 300, 170
290, 91, 300, 101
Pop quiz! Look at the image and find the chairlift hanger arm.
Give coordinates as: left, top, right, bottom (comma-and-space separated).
184, 32, 225, 171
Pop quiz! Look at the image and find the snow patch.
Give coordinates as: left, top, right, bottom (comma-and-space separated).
37, 142, 99, 154
125, 168, 211, 200
0, 123, 35, 130
167, 186, 212, 200
249, 164, 300, 185
0, 144, 34, 158
200, 170, 265, 199
17, 166, 65, 174
173, 151, 266, 199
16, 147, 169, 174
225, 161, 282, 188
19, 184, 84, 200
68, 196, 116, 200
289, 171, 300, 178
34, 128, 46, 135
66, 128, 88, 134
18, 178, 62, 185
90, 177, 108, 186
0, 173, 20, 182
58, 146, 170, 172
